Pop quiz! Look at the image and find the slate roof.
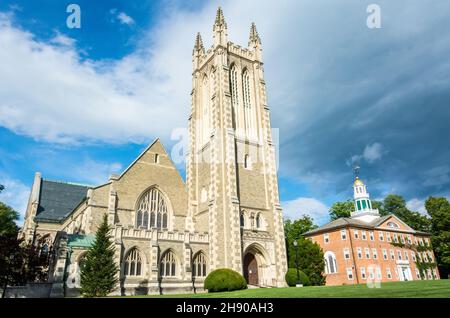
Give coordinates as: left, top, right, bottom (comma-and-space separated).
35, 180, 90, 223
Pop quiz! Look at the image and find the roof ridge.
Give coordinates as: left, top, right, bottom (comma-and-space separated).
42, 179, 92, 188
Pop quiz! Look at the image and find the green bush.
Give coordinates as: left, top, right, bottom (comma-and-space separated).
204, 268, 247, 292
285, 268, 310, 287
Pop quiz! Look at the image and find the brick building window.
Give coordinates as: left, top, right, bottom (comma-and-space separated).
354, 230, 359, 239
360, 267, 366, 279
378, 232, 384, 241
341, 229, 347, 240
369, 231, 374, 241
324, 251, 338, 274
346, 268, 354, 280
390, 249, 395, 260
362, 230, 367, 240
343, 248, 350, 260
324, 233, 330, 244
386, 268, 392, 279
382, 249, 388, 260
357, 247, 363, 259
365, 248, 371, 259
372, 249, 378, 260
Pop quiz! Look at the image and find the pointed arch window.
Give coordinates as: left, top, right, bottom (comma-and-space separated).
192, 252, 207, 278
256, 213, 261, 229
136, 187, 168, 230
230, 65, 239, 128
240, 212, 245, 227
160, 250, 176, 277
242, 70, 254, 137
201, 75, 210, 145
124, 248, 142, 277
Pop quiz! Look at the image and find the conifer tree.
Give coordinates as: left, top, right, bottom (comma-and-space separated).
80, 214, 118, 297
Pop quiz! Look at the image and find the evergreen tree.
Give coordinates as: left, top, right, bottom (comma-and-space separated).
284, 217, 325, 286
80, 214, 118, 297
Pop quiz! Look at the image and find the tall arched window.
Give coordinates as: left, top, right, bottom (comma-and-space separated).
201, 75, 209, 145
124, 248, 142, 277
230, 65, 239, 129
240, 212, 245, 228
160, 250, 176, 277
324, 251, 338, 274
256, 213, 261, 229
242, 70, 254, 137
192, 252, 207, 278
136, 188, 168, 229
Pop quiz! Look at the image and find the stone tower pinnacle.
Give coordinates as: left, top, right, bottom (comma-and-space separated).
213, 7, 228, 47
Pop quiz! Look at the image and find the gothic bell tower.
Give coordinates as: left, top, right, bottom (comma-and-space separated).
186, 7, 287, 287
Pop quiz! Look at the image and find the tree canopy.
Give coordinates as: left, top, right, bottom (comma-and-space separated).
284, 216, 325, 286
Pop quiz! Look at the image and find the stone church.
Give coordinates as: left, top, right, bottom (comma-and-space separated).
20, 8, 288, 296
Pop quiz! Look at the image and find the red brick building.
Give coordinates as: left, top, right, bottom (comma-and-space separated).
304, 176, 440, 286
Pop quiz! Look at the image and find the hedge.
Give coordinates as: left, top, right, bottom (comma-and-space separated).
204, 268, 247, 292
285, 268, 310, 286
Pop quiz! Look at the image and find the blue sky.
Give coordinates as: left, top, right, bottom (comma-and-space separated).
0, 0, 449, 225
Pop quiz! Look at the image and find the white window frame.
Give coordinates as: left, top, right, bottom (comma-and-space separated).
323, 233, 330, 244
368, 267, 375, 280
360, 267, 366, 280
341, 229, 347, 240
372, 248, 378, 260
357, 247, 363, 259
382, 249, 388, 260
365, 248, 371, 259
386, 232, 391, 242
361, 230, 367, 240
386, 268, 392, 279
353, 229, 359, 239
343, 248, 350, 260
378, 231, 384, 241
346, 268, 354, 281
369, 231, 375, 241
390, 249, 395, 260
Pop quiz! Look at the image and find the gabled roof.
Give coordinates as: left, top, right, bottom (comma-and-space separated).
304, 214, 429, 236
35, 180, 90, 223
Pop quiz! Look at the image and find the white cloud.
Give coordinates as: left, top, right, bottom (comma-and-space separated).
282, 197, 329, 225
0, 174, 30, 224
117, 12, 135, 25
406, 198, 427, 215
350, 142, 385, 165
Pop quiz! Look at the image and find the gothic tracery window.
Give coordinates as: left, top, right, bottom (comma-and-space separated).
160, 250, 176, 277
136, 187, 168, 230
124, 248, 142, 277
242, 69, 255, 137
230, 65, 239, 128
192, 252, 207, 278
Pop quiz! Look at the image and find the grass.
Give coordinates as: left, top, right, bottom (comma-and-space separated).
128, 280, 450, 298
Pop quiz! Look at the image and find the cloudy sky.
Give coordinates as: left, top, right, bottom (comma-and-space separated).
0, 0, 449, 225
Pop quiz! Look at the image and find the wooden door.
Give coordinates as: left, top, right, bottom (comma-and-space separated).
243, 253, 259, 285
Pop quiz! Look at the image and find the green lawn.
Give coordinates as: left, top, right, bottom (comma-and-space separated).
130, 280, 450, 298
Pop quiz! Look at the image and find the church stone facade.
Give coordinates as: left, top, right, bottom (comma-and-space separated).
20, 8, 288, 296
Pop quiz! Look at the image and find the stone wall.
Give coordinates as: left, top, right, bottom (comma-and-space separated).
1, 283, 52, 298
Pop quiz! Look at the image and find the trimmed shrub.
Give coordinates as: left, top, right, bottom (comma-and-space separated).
204, 268, 247, 292
285, 268, 310, 287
